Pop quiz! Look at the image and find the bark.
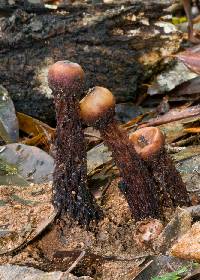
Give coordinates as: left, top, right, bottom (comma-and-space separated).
0, 1, 180, 123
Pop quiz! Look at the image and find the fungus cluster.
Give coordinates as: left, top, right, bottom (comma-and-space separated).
48, 61, 100, 227
48, 61, 190, 227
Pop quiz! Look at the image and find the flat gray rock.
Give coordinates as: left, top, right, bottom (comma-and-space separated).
0, 264, 93, 280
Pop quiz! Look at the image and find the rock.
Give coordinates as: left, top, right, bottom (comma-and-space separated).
134, 255, 193, 280
171, 222, 200, 261
135, 219, 164, 246
155, 208, 192, 254
0, 143, 54, 184
147, 61, 198, 96
28, 0, 43, 4
0, 264, 93, 280
177, 153, 200, 192
0, 85, 19, 143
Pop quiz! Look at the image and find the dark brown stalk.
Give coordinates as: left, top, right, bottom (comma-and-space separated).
130, 127, 190, 208
48, 61, 100, 227
102, 121, 162, 220
148, 149, 190, 207
80, 87, 162, 221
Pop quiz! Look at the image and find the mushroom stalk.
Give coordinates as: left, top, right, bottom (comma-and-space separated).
130, 127, 190, 208
48, 61, 100, 227
80, 87, 162, 221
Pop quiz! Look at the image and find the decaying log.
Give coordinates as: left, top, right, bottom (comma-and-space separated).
0, 1, 180, 123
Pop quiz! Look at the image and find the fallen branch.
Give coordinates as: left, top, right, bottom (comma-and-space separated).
140, 105, 200, 127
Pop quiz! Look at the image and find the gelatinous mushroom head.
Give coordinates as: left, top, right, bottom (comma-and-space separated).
48, 61, 84, 96
80, 86, 115, 127
129, 127, 165, 160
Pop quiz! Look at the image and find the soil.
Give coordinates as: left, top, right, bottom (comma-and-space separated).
0, 179, 171, 279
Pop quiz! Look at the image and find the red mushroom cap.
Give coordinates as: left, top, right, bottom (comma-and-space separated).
129, 127, 165, 159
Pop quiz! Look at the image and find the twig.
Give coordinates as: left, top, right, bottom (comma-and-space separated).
59, 250, 86, 279
140, 105, 200, 128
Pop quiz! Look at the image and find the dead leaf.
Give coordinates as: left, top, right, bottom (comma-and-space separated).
184, 127, 200, 133
17, 112, 55, 150
22, 133, 46, 146
140, 105, 200, 127
158, 116, 200, 144
176, 51, 200, 75
121, 114, 146, 129
170, 76, 200, 96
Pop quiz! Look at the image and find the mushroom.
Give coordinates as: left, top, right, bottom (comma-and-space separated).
129, 127, 190, 207
48, 61, 100, 227
80, 86, 162, 221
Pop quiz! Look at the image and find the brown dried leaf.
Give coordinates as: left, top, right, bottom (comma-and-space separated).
170, 76, 200, 96
176, 51, 200, 75
121, 114, 147, 129
22, 133, 46, 146
17, 112, 55, 150
17, 112, 54, 137
140, 105, 200, 127
160, 116, 200, 144
159, 119, 187, 144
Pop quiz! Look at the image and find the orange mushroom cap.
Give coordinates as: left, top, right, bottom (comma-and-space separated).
129, 127, 165, 160
48, 61, 84, 95
80, 86, 115, 126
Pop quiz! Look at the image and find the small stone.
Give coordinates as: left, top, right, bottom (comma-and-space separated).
135, 219, 164, 246
28, 0, 43, 4
29, 19, 43, 32
13, 204, 22, 210
171, 222, 200, 261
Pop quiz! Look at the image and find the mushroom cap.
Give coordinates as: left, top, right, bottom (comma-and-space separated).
48, 61, 84, 95
129, 127, 165, 159
80, 86, 115, 126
